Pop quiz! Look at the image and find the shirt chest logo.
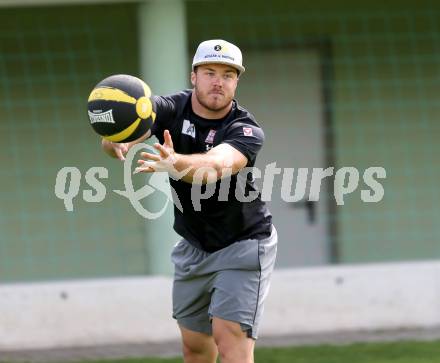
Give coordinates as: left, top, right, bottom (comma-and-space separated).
182, 119, 196, 138
205, 129, 216, 144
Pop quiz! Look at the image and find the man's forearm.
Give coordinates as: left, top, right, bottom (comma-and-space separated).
135, 131, 245, 182
174, 152, 226, 184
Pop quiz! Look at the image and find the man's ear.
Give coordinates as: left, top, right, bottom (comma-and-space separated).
190, 71, 196, 86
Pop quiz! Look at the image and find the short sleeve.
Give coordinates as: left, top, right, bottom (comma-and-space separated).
221, 121, 265, 165
150, 90, 192, 142
150, 95, 177, 139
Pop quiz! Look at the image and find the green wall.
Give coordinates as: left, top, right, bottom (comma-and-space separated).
0, 4, 149, 282
186, 0, 440, 263
1, 0, 439, 282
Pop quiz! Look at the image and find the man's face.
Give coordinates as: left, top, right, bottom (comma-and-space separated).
191, 64, 239, 113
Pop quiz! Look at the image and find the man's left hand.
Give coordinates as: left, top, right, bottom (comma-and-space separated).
134, 130, 178, 175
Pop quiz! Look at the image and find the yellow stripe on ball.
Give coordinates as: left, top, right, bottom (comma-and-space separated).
104, 117, 142, 142
88, 87, 136, 104
139, 79, 152, 98
136, 97, 153, 119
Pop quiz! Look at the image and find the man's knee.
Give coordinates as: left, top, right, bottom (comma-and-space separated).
212, 317, 254, 362
179, 325, 217, 363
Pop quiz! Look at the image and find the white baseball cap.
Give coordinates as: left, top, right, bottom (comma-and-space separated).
192, 39, 245, 75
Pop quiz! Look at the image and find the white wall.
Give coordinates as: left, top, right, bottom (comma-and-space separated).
1, 261, 440, 350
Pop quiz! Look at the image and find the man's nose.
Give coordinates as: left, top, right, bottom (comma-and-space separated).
212, 75, 222, 87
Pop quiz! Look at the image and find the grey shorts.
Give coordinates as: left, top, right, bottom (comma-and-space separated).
171, 225, 277, 340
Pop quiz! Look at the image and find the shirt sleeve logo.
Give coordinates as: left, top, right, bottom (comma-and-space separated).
182, 119, 196, 138
243, 127, 253, 137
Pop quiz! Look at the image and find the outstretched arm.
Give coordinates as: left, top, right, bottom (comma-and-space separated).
135, 130, 248, 184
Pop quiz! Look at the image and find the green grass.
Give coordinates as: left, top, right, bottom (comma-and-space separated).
2, 340, 440, 363
67, 340, 440, 363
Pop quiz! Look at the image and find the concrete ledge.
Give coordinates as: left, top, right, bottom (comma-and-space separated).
1, 261, 440, 352
264, 261, 440, 335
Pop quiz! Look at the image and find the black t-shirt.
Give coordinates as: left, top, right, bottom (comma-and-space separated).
151, 89, 272, 252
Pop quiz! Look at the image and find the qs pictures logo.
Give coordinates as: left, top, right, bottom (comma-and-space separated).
54, 144, 183, 220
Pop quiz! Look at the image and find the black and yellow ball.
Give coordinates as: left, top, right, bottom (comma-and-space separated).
87, 74, 155, 143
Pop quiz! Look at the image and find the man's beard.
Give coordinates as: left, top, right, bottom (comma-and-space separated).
194, 87, 233, 113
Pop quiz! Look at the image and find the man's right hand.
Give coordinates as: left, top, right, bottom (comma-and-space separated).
101, 139, 129, 161
101, 130, 151, 161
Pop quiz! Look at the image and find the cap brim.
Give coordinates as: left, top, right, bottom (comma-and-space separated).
192, 60, 245, 74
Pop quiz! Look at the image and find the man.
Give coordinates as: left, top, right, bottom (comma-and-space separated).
102, 39, 277, 363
